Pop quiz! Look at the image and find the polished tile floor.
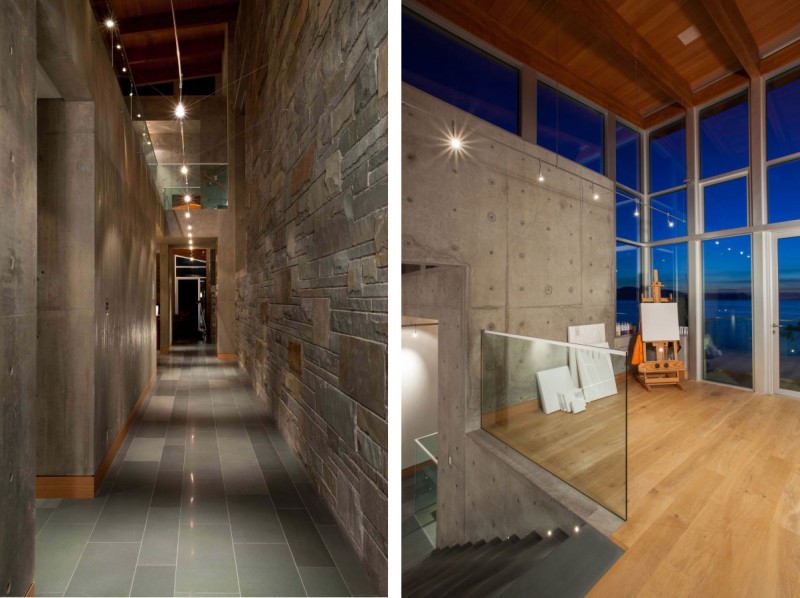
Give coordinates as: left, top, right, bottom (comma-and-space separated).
35, 346, 376, 597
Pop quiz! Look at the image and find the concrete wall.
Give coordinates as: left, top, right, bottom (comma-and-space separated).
401, 325, 439, 468
402, 84, 617, 545
0, 0, 37, 594
234, 0, 388, 592
36, 0, 163, 475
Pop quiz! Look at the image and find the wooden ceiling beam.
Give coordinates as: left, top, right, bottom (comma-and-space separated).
698, 0, 761, 79
414, 0, 645, 127
761, 38, 800, 76
131, 60, 221, 86
126, 38, 225, 64
561, 0, 694, 108
118, 5, 237, 35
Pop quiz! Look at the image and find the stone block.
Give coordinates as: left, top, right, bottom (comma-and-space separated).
276, 268, 293, 304
288, 340, 302, 375
377, 39, 387, 98
292, 142, 315, 195
331, 86, 354, 137
324, 150, 342, 195
356, 406, 386, 449
359, 476, 387, 544
320, 382, 356, 448
339, 336, 386, 417
312, 298, 331, 348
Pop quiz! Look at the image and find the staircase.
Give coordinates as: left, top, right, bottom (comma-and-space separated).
403, 525, 623, 598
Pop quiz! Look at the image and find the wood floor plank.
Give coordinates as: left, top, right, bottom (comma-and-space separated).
588, 380, 800, 596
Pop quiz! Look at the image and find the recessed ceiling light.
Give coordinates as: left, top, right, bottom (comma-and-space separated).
678, 25, 701, 46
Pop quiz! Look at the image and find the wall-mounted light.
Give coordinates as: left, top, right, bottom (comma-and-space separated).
592, 182, 599, 201
448, 120, 462, 151
537, 159, 544, 183
667, 214, 674, 227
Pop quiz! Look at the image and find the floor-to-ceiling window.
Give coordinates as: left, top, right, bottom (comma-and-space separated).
650, 119, 688, 241
615, 122, 643, 327
699, 92, 752, 387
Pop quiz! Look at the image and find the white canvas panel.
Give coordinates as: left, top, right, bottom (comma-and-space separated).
536, 366, 576, 415
640, 302, 680, 341
576, 348, 617, 401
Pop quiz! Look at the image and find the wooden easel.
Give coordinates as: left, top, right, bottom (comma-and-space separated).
636, 270, 686, 391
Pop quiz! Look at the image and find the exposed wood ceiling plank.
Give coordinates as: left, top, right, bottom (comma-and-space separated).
761, 38, 800, 76
699, 0, 761, 78
692, 70, 749, 106
414, 0, 645, 126
644, 103, 685, 129
126, 37, 225, 63
560, 0, 693, 108
118, 5, 238, 35
132, 60, 220, 85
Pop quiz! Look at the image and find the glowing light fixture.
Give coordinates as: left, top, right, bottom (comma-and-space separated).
188, 225, 192, 231
104, 18, 115, 29
136, 113, 141, 118
121, 66, 127, 73
537, 159, 545, 182
592, 182, 599, 201
115, 43, 122, 50
175, 102, 186, 119
448, 120, 462, 151
184, 212, 190, 219
634, 205, 640, 217
668, 214, 674, 228
147, 140, 151, 145
184, 193, 192, 204
180, 165, 189, 175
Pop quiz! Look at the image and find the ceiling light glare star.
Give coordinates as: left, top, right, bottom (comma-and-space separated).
180, 165, 188, 175
448, 120, 463, 152
184, 211, 190, 219
104, 18, 115, 29
175, 102, 186, 119
184, 193, 192, 203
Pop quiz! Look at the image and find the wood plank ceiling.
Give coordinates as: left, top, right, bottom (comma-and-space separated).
414, 0, 800, 128
90, 0, 238, 87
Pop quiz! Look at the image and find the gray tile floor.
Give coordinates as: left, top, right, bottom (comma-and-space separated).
35, 345, 377, 597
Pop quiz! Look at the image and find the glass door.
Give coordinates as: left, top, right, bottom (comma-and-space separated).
772, 233, 800, 397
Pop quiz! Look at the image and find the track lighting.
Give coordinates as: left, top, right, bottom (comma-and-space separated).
180, 165, 188, 175
175, 102, 186, 119
592, 182, 599, 200
116, 44, 121, 50
121, 67, 127, 73
184, 193, 192, 203
188, 225, 192, 231
538, 159, 544, 182
184, 212, 190, 219
104, 18, 115, 29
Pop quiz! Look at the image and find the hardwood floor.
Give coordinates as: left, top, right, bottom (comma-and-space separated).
589, 380, 800, 597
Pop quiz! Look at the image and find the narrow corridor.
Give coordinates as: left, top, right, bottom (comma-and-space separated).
34, 347, 376, 597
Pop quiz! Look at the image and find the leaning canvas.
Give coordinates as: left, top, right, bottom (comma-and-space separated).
576, 347, 617, 402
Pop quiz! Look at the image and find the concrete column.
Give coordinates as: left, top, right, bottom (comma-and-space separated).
0, 1, 36, 593
37, 99, 96, 474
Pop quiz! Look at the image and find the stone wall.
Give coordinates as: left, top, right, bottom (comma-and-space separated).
234, 0, 388, 592
402, 84, 617, 545
0, 0, 36, 594
37, 0, 163, 475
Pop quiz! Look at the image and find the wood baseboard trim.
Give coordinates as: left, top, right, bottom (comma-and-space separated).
36, 370, 157, 499
217, 353, 236, 361
25, 582, 34, 597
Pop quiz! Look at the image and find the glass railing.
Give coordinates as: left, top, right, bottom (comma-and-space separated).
156, 164, 229, 211
481, 331, 628, 519
413, 432, 438, 544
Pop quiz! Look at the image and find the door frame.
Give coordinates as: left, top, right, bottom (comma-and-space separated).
769, 229, 800, 399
